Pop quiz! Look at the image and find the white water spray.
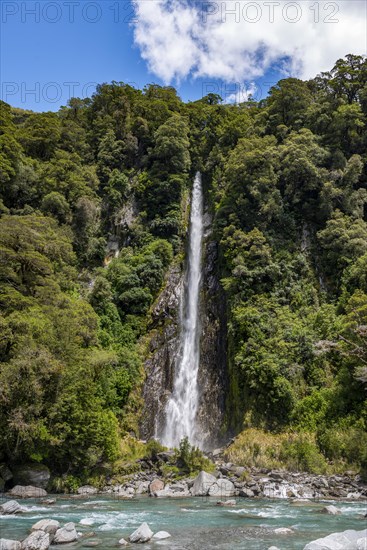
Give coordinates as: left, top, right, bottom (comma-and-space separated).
161, 172, 203, 448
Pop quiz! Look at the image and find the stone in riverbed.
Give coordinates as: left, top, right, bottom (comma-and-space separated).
77, 486, 98, 495
8, 486, 47, 499
0, 500, 23, 514
0, 539, 21, 550
239, 488, 254, 498
268, 547, 280, 550
40, 499, 56, 506
21, 531, 49, 550
274, 527, 294, 534
320, 504, 341, 515
216, 499, 236, 506
208, 479, 235, 497
191, 471, 217, 496
303, 528, 367, 550
53, 523, 78, 544
153, 531, 171, 539
118, 538, 128, 546
129, 523, 153, 543
149, 479, 164, 495
31, 519, 60, 535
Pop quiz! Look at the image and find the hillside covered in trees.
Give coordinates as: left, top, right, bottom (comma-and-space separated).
0, 54, 367, 482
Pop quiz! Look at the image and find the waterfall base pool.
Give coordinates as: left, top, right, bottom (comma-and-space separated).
1, 496, 366, 549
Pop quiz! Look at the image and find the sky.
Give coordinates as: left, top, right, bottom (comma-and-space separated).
1, 0, 366, 111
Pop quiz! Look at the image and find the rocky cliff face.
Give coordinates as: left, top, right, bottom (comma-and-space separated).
196, 236, 228, 449
140, 264, 182, 440
140, 215, 228, 449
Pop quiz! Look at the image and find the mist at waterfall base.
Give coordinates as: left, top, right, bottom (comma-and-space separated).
160, 172, 204, 448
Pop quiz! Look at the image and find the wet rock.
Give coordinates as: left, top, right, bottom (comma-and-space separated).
118, 539, 128, 546
13, 465, 50, 490
208, 478, 235, 497
321, 505, 341, 515
21, 531, 49, 550
268, 547, 280, 550
216, 499, 236, 506
0, 500, 23, 514
81, 542, 100, 548
129, 522, 153, 543
8, 486, 47, 499
31, 519, 60, 535
53, 522, 78, 544
303, 528, 367, 550
40, 499, 56, 506
135, 481, 149, 494
149, 479, 164, 495
0, 539, 21, 550
274, 527, 294, 534
77, 486, 98, 495
153, 531, 171, 539
191, 471, 217, 496
239, 488, 254, 498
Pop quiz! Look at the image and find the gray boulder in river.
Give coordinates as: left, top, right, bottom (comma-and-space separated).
7, 486, 47, 499
303, 529, 367, 550
129, 523, 153, 543
0, 500, 23, 515
21, 531, 50, 550
0, 540, 21, 550
53, 523, 78, 544
191, 471, 217, 496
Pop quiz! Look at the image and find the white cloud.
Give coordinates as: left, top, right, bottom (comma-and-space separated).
132, 0, 366, 85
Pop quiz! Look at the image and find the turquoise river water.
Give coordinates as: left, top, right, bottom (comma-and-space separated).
0, 495, 366, 549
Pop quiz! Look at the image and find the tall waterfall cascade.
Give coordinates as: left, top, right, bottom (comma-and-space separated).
160, 172, 204, 447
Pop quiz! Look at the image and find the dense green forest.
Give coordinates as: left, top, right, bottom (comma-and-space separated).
1, 54, 367, 480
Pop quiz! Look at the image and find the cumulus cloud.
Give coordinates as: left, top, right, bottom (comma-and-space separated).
132, 0, 366, 85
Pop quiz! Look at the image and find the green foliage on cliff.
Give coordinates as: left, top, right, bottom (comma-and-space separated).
0, 54, 366, 475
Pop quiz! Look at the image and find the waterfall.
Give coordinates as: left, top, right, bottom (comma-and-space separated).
160, 172, 203, 448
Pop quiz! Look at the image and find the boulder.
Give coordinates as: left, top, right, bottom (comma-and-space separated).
191, 471, 217, 496
216, 499, 236, 506
118, 539, 128, 546
268, 547, 280, 550
129, 522, 153, 543
208, 479, 235, 497
149, 479, 164, 495
152, 531, 171, 540
239, 488, 254, 498
303, 529, 367, 550
0, 500, 23, 514
274, 527, 293, 534
77, 486, 98, 495
156, 451, 175, 462
357, 538, 367, 550
21, 531, 49, 550
135, 481, 149, 494
320, 505, 341, 515
13, 465, 50, 490
0, 540, 21, 550
40, 499, 56, 506
53, 523, 78, 544
8, 486, 47, 499
31, 519, 60, 535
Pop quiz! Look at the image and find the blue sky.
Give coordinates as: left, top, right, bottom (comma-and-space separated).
1, 1, 366, 112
